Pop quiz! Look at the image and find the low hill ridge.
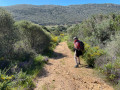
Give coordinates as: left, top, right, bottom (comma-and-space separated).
2, 4, 120, 25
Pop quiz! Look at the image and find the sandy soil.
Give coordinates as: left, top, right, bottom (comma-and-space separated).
34, 42, 114, 90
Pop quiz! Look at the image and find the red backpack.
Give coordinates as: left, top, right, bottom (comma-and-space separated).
74, 40, 84, 51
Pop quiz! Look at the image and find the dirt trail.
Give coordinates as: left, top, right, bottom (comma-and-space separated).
35, 42, 113, 90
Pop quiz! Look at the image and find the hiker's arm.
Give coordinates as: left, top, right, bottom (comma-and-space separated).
73, 43, 76, 51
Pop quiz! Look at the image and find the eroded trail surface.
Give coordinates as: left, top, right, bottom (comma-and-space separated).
35, 42, 113, 90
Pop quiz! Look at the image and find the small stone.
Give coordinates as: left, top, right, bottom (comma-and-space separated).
53, 80, 55, 81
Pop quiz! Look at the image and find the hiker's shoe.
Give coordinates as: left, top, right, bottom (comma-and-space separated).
74, 65, 79, 68
78, 62, 81, 65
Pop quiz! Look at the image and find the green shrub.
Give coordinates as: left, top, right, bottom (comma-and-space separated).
67, 14, 117, 46
15, 20, 51, 54
0, 54, 45, 89
67, 41, 74, 51
0, 69, 35, 89
0, 8, 19, 59
104, 63, 114, 74
34, 54, 43, 62
82, 43, 104, 67
115, 81, 120, 90
25, 54, 45, 76
13, 40, 36, 62
16, 71, 35, 89
58, 35, 68, 42
42, 35, 58, 57
103, 63, 116, 81
96, 56, 120, 84
0, 69, 15, 89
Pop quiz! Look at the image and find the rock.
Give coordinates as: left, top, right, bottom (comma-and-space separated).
43, 56, 49, 63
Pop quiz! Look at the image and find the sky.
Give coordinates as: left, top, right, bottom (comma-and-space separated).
0, 0, 120, 6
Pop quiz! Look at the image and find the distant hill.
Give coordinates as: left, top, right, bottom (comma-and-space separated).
2, 4, 120, 25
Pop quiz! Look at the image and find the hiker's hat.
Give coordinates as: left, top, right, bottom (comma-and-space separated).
73, 37, 78, 40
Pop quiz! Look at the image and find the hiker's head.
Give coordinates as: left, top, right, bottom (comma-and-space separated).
73, 37, 78, 40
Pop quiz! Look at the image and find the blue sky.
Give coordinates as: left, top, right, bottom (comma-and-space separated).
0, 0, 120, 6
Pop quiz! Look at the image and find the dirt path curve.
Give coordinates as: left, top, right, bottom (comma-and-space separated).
35, 42, 113, 90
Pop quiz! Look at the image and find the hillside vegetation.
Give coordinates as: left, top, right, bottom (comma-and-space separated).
67, 13, 120, 89
0, 8, 58, 89
2, 4, 120, 25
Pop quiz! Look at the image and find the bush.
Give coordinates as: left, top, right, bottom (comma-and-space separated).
26, 54, 44, 75
67, 41, 74, 52
58, 35, 68, 42
82, 43, 104, 67
67, 14, 117, 46
0, 8, 19, 59
15, 20, 51, 54
16, 71, 35, 89
13, 40, 36, 62
94, 34, 120, 85
0, 69, 14, 89
0, 69, 35, 89
115, 81, 120, 90
102, 59, 120, 82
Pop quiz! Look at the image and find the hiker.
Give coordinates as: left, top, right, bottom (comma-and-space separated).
73, 37, 84, 68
